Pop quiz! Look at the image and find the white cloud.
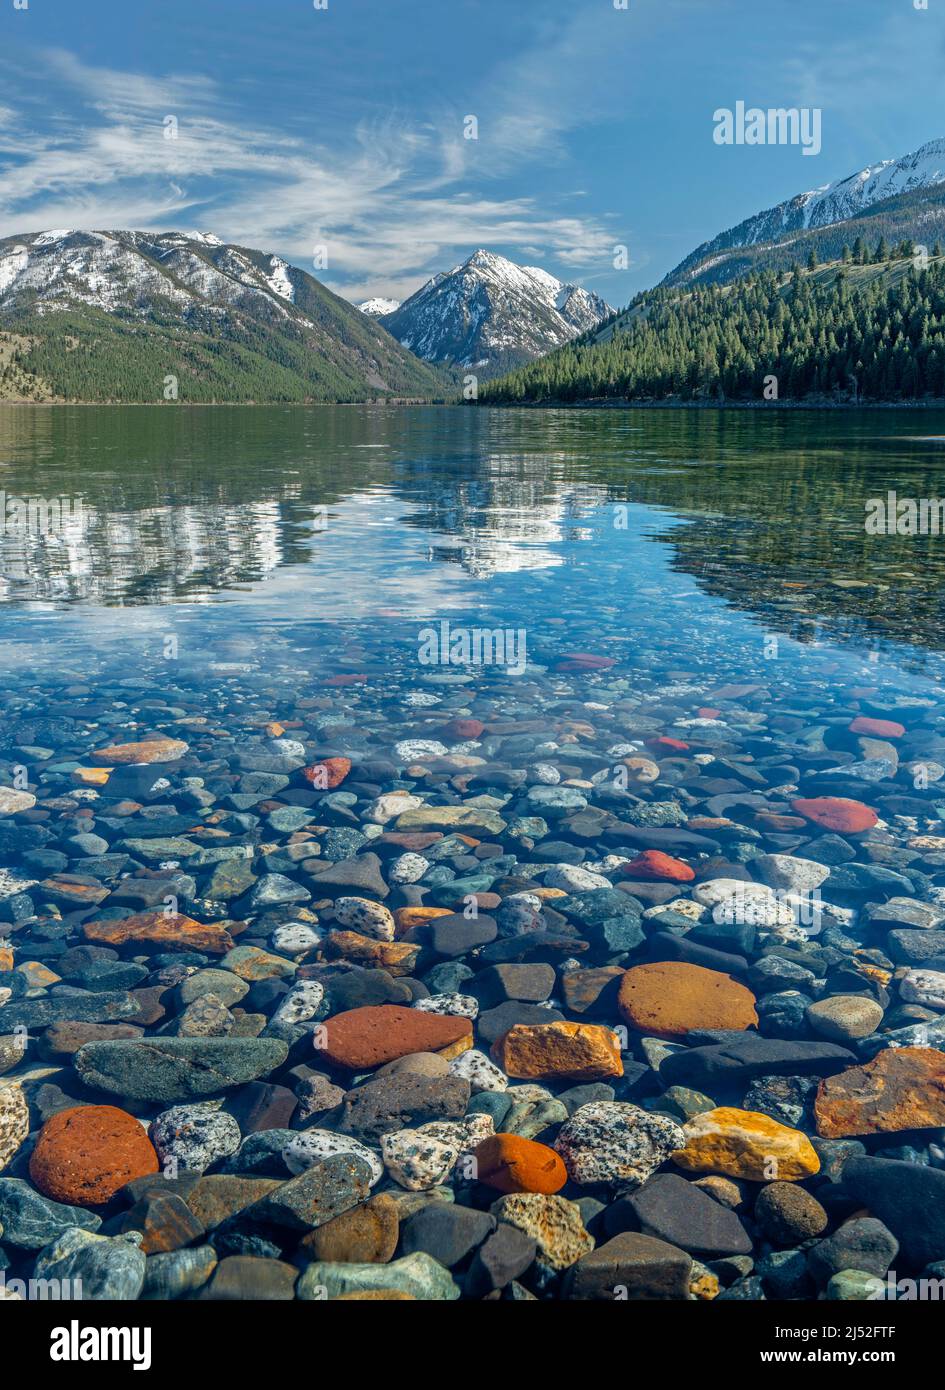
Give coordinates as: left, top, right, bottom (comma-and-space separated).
0, 48, 618, 301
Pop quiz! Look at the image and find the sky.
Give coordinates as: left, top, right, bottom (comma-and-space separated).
1, 0, 944, 309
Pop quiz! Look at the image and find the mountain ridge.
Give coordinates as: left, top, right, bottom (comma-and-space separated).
0, 229, 447, 403
379, 248, 613, 378
664, 137, 945, 289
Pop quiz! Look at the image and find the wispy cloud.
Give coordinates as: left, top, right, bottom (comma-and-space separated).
0, 47, 618, 301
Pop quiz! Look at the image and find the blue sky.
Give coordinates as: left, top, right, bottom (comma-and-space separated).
1, 0, 944, 307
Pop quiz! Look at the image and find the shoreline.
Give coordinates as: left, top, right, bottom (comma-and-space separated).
2, 396, 945, 410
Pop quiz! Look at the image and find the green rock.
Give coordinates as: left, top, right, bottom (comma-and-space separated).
34, 1228, 146, 1300
826, 1269, 886, 1300
142, 1245, 218, 1299
0, 1178, 102, 1250
297, 1251, 460, 1300
73, 1037, 289, 1102
243, 1154, 373, 1231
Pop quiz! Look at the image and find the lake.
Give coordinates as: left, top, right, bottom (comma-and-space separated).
4, 403, 945, 1303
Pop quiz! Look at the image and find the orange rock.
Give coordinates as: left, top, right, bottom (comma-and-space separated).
473, 1134, 568, 1194
323, 930, 421, 975
697, 708, 721, 719
493, 1022, 623, 1082
618, 961, 758, 1040
646, 736, 690, 753
814, 1047, 945, 1137
0, 945, 13, 971
302, 757, 351, 790
90, 738, 188, 765
29, 1105, 159, 1206
83, 911, 234, 955
849, 716, 905, 739
318, 1005, 473, 1070
265, 722, 286, 738
620, 850, 695, 882
393, 906, 453, 935
791, 797, 878, 833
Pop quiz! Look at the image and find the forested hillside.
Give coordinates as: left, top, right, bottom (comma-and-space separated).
481, 243, 945, 405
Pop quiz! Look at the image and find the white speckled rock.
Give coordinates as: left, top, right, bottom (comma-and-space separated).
267, 738, 306, 759
554, 1102, 684, 1187
900, 968, 945, 1009
0, 788, 36, 814
284, 1129, 383, 1186
543, 863, 611, 894
413, 993, 478, 1019
388, 853, 430, 885
394, 739, 448, 762
448, 1049, 508, 1093
0, 1082, 29, 1171
694, 878, 796, 927
751, 854, 830, 895
271, 979, 325, 1025
149, 1102, 241, 1173
332, 897, 395, 941
270, 922, 323, 956
531, 764, 561, 785
382, 1115, 494, 1190
363, 791, 424, 824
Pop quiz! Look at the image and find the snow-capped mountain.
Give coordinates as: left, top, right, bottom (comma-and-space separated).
666, 136, 945, 287
379, 250, 613, 376
0, 229, 445, 402
358, 297, 401, 317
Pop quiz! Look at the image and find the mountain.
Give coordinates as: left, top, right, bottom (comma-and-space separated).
665, 137, 945, 289
358, 297, 401, 316
481, 252, 945, 405
379, 249, 613, 378
0, 230, 447, 403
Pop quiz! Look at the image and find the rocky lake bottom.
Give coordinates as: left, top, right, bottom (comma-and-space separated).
3, 404, 945, 1303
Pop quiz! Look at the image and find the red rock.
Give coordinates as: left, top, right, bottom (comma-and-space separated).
646, 736, 690, 753
318, 1005, 473, 1070
697, 708, 721, 720
443, 718, 485, 739
620, 850, 695, 883
553, 654, 616, 673
29, 1105, 160, 1206
323, 674, 367, 686
849, 716, 905, 739
791, 797, 879, 833
302, 757, 352, 789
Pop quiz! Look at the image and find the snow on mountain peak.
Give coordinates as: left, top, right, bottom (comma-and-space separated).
380, 248, 613, 375
358, 297, 401, 316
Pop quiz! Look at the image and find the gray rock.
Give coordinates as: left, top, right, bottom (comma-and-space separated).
74, 1037, 289, 1103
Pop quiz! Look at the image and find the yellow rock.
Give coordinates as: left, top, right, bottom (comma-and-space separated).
672, 1107, 820, 1182
438, 1034, 474, 1062
493, 1021, 623, 1082
73, 767, 112, 786
690, 1268, 720, 1300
